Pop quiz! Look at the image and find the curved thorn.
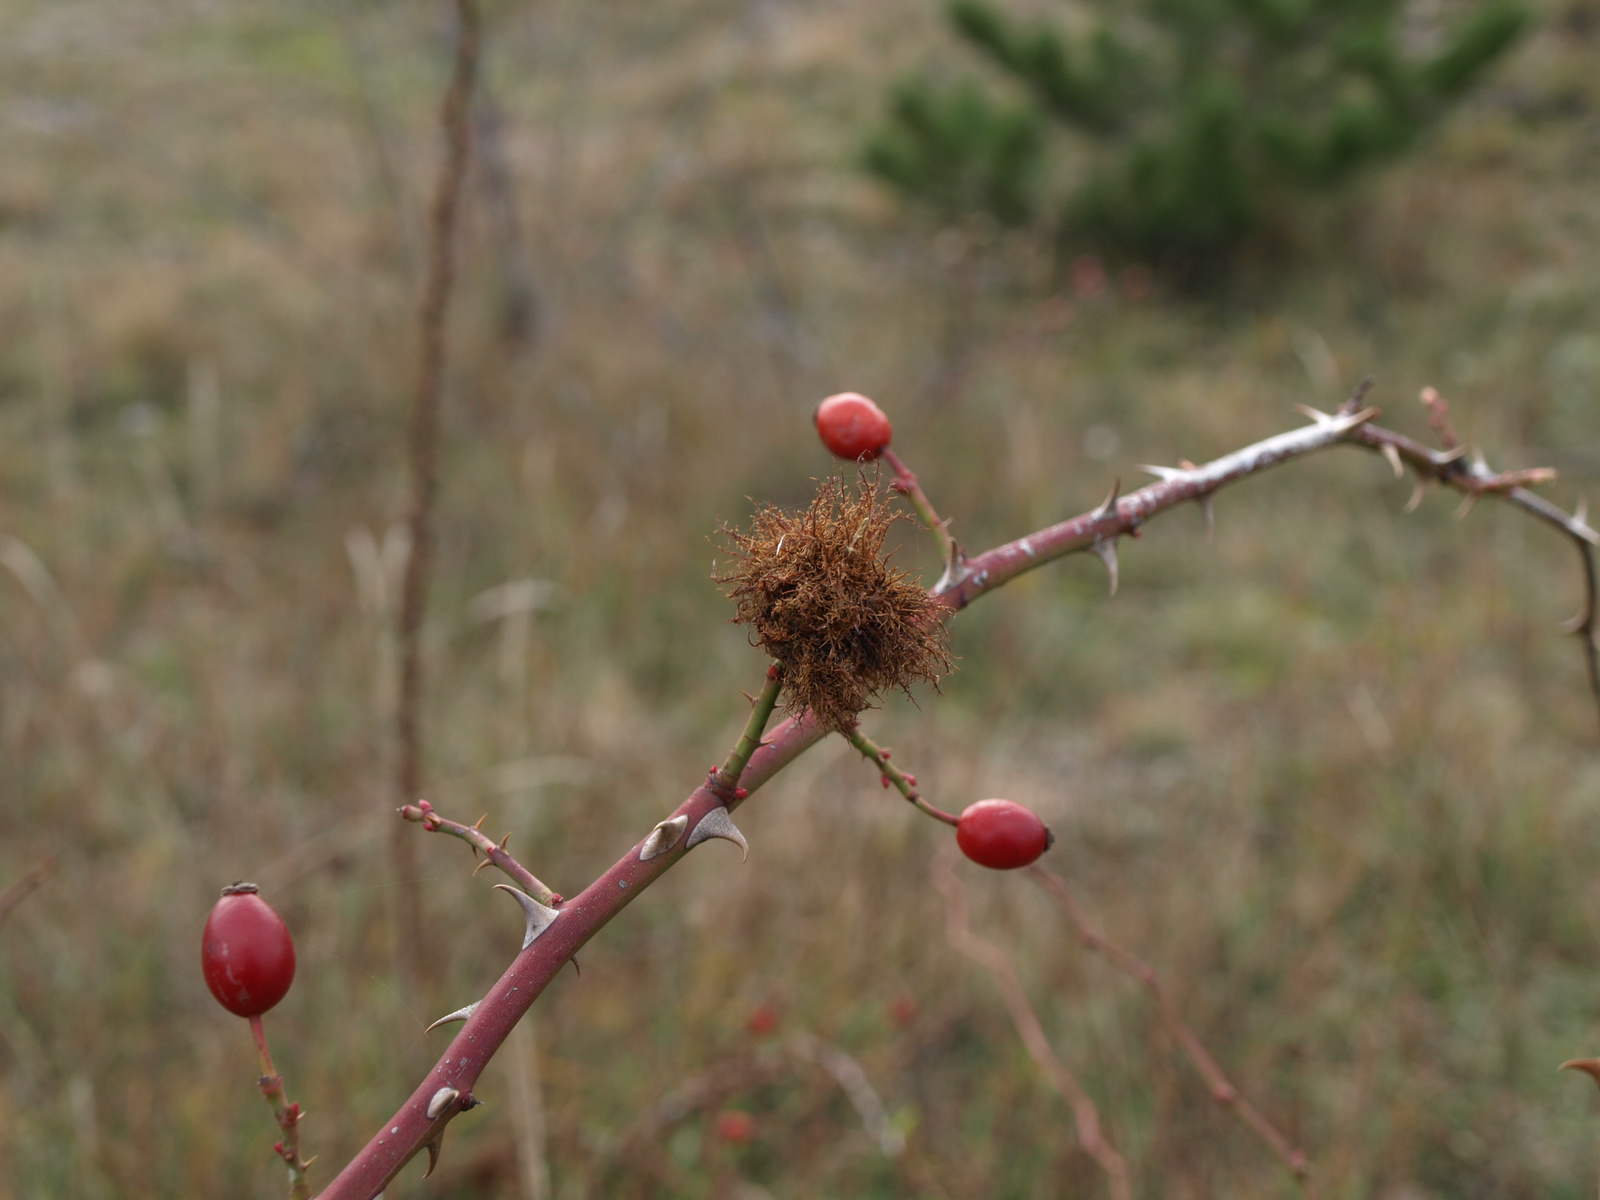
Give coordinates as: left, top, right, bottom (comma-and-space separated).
423, 1133, 444, 1179
1577, 496, 1589, 528
1199, 496, 1215, 544
685, 806, 748, 861
640, 814, 689, 861
1562, 1058, 1600, 1094
1092, 478, 1122, 522
493, 883, 559, 950
1292, 403, 1333, 426
1471, 444, 1488, 473
1456, 492, 1478, 521
1405, 480, 1426, 513
427, 1087, 460, 1120
1380, 443, 1403, 480
426, 1002, 479, 1033
1437, 444, 1471, 465
1560, 611, 1591, 636
1091, 539, 1119, 596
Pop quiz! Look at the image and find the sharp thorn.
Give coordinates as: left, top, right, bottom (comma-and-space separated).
1092, 478, 1122, 522
426, 1002, 480, 1033
1380, 443, 1403, 480
472, 857, 492, 877
1471, 444, 1488, 473
1559, 611, 1592, 636
1562, 1058, 1600, 1095
472, 814, 487, 831
1577, 496, 1589, 527
423, 1133, 443, 1179
1404, 481, 1426, 513
1200, 496, 1214, 544
1136, 464, 1185, 482
427, 1086, 460, 1120
1437, 445, 1471, 465
494, 883, 560, 949
499, 832, 511, 851
639, 813, 689, 861
685, 806, 748, 861
1292, 403, 1336, 426
1091, 539, 1119, 596
1456, 492, 1478, 520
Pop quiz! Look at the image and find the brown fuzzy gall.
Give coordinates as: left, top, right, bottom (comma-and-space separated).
716, 476, 953, 732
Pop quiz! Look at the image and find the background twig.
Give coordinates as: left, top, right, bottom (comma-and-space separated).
393, 0, 482, 987
930, 846, 1133, 1200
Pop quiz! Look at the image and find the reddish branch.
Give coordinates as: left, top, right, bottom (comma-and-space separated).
319, 393, 1589, 1198
393, 0, 481, 976
1028, 866, 1313, 1187
399, 800, 560, 905
931, 847, 1133, 1200
0, 856, 56, 930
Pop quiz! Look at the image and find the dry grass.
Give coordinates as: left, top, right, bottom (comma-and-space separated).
2, 0, 1600, 1198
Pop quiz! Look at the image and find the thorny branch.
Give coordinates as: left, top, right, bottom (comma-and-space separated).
319, 386, 1594, 1198
930, 845, 1134, 1200
393, 0, 481, 979
1028, 866, 1313, 1187
399, 800, 560, 906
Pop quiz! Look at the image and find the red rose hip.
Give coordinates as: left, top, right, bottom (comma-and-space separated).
956, 799, 1053, 870
815, 392, 892, 461
201, 882, 296, 1018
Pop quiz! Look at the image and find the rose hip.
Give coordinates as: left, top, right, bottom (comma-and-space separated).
955, 799, 1053, 870
201, 882, 297, 1018
815, 392, 892, 462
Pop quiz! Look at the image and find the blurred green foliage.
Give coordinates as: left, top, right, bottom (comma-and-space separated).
865, 0, 1529, 281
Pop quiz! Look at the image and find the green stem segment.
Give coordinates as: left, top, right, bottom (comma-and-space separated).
847, 727, 960, 827
717, 663, 784, 796
249, 1014, 313, 1200
881, 447, 958, 564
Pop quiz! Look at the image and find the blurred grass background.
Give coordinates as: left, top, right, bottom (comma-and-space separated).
3, 0, 1600, 1196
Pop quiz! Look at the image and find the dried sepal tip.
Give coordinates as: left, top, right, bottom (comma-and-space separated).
493, 884, 559, 950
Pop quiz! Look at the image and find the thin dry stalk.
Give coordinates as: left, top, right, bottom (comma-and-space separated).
0, 857, 56, 930
393, 0, 481, 984
1028, 865, 1313, 1189
930, 847, 1133, 1200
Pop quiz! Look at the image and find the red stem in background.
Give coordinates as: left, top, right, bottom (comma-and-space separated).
931, 847, 1133, 1200
1028, 866, 1313, 1188
392, 0, 481, 984
319, 400, 1593, 1198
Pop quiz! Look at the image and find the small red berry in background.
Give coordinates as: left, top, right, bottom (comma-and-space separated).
714, 1110, 757, 1144
890, 994, 919, 1028
201, 882, 296, 1018
814, 392, 892, 462
745, 1003, 779, 1036
955, 799, 1054, 870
